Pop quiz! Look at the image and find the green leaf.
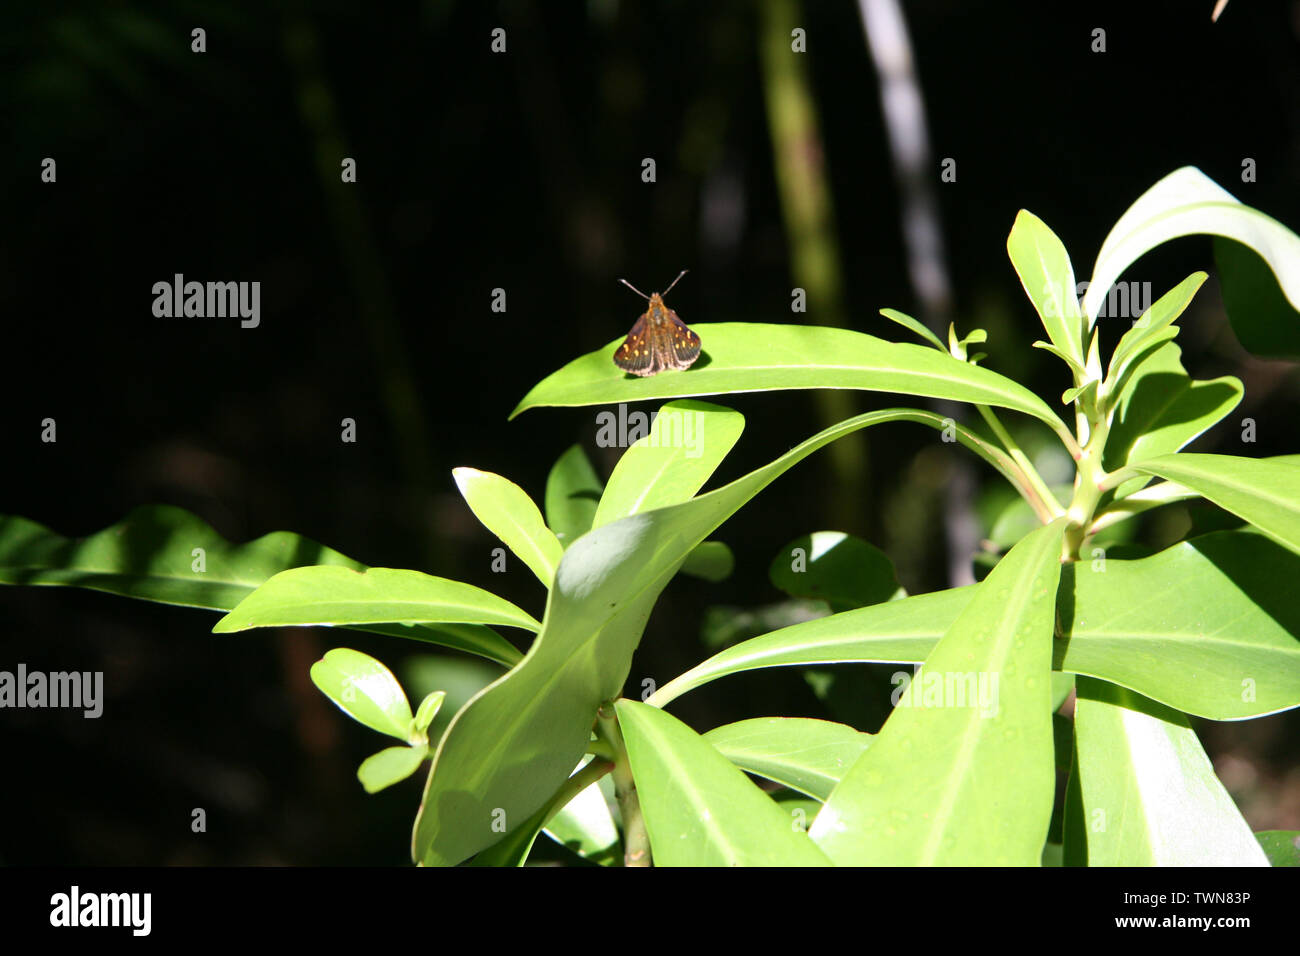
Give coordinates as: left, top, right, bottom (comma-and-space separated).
772, 789, 823, 834
649, 587, 967, 707
1032, 340, 1085, 375
0, 504, 522, 666
1081, 166, 1300, 326
768, 531, 903, 610
1070, 678, 1268, 865
679, 541, 734, 582
1007, 210, 1085, 364
1127, 453, 1300, 555
309, 648, 415, 741
702, 717, 873, 801
511, 324, 1068, 436
809, 520, 1065, 865
544, 444, 603, 548
879, 308, 945, 351
1255, 831, 1300, 867
213, 566, 541, 637
654, 530, 1300, 720
452, 468, 563, 588
616, 700, 833, 866
1103, 343, 1242, 498
1105, 272, 1206, 388
0, 503, 358, 609
1061, 381, 1094, 407
412, 690, 446, 733
358, 744, 429, 794
1060, 530, 1300, 719
543, 769, 621, 866
593, 401, 744, 528
412, 407, 1000, 866
466, 800, 551, 867
1215, 236, 1300, 360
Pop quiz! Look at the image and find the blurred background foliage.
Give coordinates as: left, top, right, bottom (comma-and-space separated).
2, 0, 1298, 863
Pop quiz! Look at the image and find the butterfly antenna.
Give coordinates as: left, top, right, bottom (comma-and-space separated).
618, 278, 650, 300
662, 269, 688, 296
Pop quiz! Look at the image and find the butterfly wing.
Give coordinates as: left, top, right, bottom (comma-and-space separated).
613, 302, 702, 377
613, 313, 655, 375
665, 309, 701, 369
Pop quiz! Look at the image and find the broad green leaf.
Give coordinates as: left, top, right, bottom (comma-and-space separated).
544, 444, 603, 548
809, 520, 1066, 866
452, 468, 563, 588
0, 504, 365, 610
592, 400, 744, 528
616, 700, 833, 866
1081, 166, 1300, 326
1105, 273, 1206, 387
0, 504, 522, 666
358, 744, 428, 794
1070, 678, 1268, 865
654, 530, 1300, 720
511, 323, 1068, 436
1103, 343, 1242, 498
702, 717, 873, 801
1060, 530, 1300, 719
648, 587, 968, 707
412, 407, 999, 866
768, 531, 903, 610
213, 566, 541, 636
1216, 237, 1300, 360
309, 648, 414, 741
466, 800, 551, 867
1007, 210, 1085, 364
1127, 453, 1300, 555
880, 308, 945, 351
679, 540, 734, 582
1255, 831, 1300, 867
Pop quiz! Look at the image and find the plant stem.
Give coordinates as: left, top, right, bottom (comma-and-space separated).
596, 700, 651, 867
537, 757, 614, 831
976, 405, 1064, 517
1063, 416, 1112, 560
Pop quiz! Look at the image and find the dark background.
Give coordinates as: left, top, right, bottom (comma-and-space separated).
2, 0, 1298, 864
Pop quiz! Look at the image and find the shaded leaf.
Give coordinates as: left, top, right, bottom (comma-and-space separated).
703, 716, 873, 801
1070, 678, 1268, 865
544, 444, 603, 549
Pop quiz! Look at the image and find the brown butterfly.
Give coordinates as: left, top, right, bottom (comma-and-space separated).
612, 270, 702, 377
